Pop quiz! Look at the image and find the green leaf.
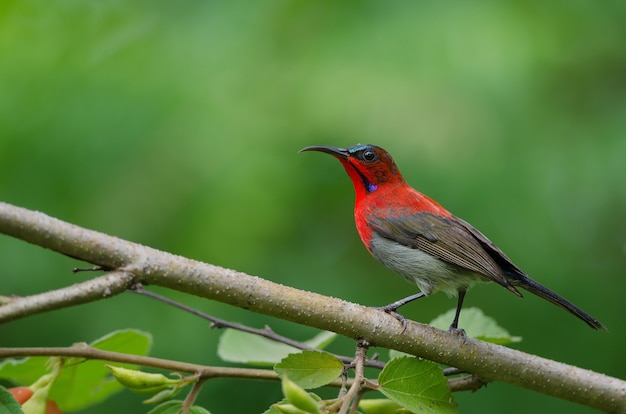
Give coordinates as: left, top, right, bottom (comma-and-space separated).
187, 406, 212, 414
0, 329, 152, 412
265, 399, 304, 414
147, 400, 187, 414
218, 329, 298, 365
274, 351, 343, 389
430, 307, 522, 344
217, 329, 336, 366
54, 329, 152, 411
388, 349, 412, 360
378, 357, 457, 414
142, 386, 183, 405
271, 403, 309, 413
0, 386, 25, 414
147, 400, 210, 414
0, 359, 47, 386
263, 405, 284, 414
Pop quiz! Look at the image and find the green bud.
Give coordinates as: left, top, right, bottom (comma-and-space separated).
107, 365, 178, 392
272, 403, 308, 414
22, 371, 59, 414
28, 373, 56, 392
358, 398, 404, 414
20, 387, 49, 414
281, 375, 320, 414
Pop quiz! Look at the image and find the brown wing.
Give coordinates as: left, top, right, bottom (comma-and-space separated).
453, 216, 527, 278
369, 212, 522, 295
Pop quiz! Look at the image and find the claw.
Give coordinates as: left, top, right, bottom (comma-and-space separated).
374, 306, 408, 333
448, 325, 466, 336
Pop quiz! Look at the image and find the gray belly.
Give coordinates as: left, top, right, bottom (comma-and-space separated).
369, 234, 483, 296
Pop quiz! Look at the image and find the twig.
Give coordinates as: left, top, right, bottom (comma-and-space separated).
132, 285, 387, 369
182, 376, 208, 412
338, 340, 368, 414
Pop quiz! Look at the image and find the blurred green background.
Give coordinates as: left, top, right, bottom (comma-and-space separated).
1, 1, 625, 412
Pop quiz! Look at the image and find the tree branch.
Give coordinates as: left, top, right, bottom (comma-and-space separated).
0, 345, 278, 381
1, 202, 624, 412
0, 346, 474, 393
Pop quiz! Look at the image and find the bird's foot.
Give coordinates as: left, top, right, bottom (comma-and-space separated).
448, 325, 466, 336
374, 305, 408, 333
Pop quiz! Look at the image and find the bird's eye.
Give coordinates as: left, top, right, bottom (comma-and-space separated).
362, 150, 377, 162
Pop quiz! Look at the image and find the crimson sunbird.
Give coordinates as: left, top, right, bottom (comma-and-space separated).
300, 144, 605, 332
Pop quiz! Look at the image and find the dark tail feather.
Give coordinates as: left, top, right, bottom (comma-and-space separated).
518, 276, 606, 330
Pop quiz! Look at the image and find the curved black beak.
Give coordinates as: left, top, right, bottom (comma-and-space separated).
299, 145, 349, 159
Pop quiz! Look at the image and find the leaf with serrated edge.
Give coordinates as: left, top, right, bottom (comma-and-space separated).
275, 351, 343, 389
378, 357, 457, 414
0, 329, 152, 412
430, 307, 522, 344
388, 349, 412, 360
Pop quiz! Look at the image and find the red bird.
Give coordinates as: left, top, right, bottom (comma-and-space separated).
301, 144, 605, 332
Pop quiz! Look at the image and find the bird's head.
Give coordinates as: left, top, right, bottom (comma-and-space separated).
300, 144, 405, 198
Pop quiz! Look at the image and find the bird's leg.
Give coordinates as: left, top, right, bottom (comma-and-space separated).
380, 292, 427, 311
374, 292, 426, 333
449, 289, 467, 335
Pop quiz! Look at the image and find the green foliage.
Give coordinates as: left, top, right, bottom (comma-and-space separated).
280, 375, 321, 414
378, 357, 457, 414
274, 351, 343, 390
0, 308, 525, 413
269, 313, 497, 414
0, 386, 24, 414
0, 330, 152, 412
218, 329, 336, 366
218, 329, 297, 366
429, 307, 522, 344
268, 351, 459, 414
147, 400, 211, 414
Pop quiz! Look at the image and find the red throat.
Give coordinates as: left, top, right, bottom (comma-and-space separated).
337, 159, 372, 204
337, 155, 405, 204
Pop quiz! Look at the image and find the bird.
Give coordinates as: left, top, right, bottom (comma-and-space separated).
300, 144, 605, 332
